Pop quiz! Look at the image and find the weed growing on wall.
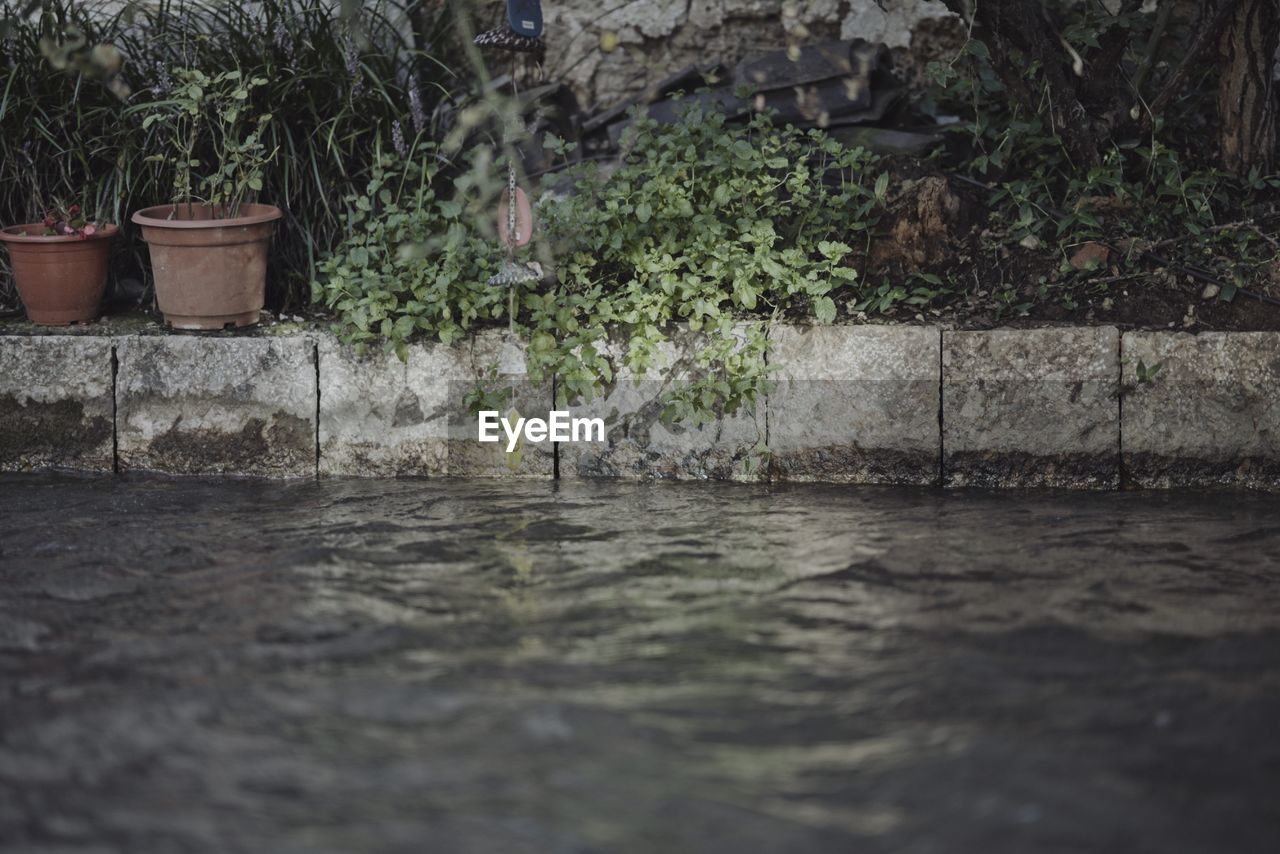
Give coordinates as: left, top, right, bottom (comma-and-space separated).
317, 107, 888, 424
540, 108, 883, 421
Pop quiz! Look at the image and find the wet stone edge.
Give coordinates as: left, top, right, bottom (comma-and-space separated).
944, 451, 1121, 490
2, 327, 1280, 488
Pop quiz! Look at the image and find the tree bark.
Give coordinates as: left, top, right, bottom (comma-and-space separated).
1217, 0, 1280, 175
1140, 0, 1240, 131
941, 0, 1102, 168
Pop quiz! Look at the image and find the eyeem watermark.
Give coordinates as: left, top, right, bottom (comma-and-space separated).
478, 410, 606, 453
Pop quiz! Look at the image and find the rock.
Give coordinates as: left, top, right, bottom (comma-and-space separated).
1069, 242, 1110, 271
115, 336, 317, 477
557, 325, 766, 480
318, 332, 554, 479
943, 327, 1120, 488
1019, 235, 1042, 251
1122, 331, 1280, 488
1200, 283, 1221, 300
0, 336, 114, 472
318, 337, 462, 477
768, 324, 941, 484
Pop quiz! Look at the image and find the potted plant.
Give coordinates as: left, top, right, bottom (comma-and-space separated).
132, 68, 280, 329
0, 205, 116, 325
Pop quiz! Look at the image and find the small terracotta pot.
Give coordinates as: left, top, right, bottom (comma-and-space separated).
0, 223, 116, 325
132, 203, 282, 330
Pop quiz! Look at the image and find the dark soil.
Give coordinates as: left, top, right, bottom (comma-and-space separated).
1003, 269, 1280, 332
846, 158, 1280, 333
917, 243, 1280, 333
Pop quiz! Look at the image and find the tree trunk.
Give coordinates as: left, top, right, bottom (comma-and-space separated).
1217, 0, 1280, 175
942, 0, 1103, 168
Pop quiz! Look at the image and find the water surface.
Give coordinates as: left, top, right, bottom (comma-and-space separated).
2, 475, 1278, 853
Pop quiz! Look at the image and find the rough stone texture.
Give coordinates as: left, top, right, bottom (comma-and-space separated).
116, 336, 317, 477
319, 331, 552, 479
319, 337, 462, 477
533, 0, 955, 108
1122, 331, 1280, 489
12, 324, 1280, 488
943, 327, 1120, 489
443, 329, 554, 478
0, 336, 114, 472
768, 324, 940, 484
558, 326, 766, 480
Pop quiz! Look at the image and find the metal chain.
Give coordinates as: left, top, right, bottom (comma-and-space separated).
506, 156, 518, 255
507, 67, 519, 256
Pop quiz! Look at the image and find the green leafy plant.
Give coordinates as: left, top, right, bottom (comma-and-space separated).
536, 107, 883, 420
1135, 359, 1163, 385
315, 148, 504, 361
139, 68, 275, 218
318, 106, 887, 424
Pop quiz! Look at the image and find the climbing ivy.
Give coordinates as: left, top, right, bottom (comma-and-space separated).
316, 106, 887, 423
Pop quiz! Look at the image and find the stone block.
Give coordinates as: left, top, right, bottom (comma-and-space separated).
0, 336, 114, 472
1122, 331, 1280, 489
768, 324, 940, 484
318, 336, 461, 477
558, 325, 766, 480
116, 336, 316, 477
318, 329, 552, 479
442, 328, 554, 478
943, 327, 1119, 488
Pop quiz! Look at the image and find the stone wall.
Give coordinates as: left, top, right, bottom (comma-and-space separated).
4, 324, 1280, 490
494, 0, 957, 109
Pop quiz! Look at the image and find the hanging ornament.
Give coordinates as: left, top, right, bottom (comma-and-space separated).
474, 0, 545, 55
487, 150, 541, 287
489, 258, 542, 286
475, 0, 546, 288
498, 186, 533, 247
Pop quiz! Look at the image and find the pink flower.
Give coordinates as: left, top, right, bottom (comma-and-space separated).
82, 224, 97, 237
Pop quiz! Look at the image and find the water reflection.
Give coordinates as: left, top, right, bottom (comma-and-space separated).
1, 475, 1278, 852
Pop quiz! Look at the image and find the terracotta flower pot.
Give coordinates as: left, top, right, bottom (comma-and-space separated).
0, 223, 116, 325
132, 203, 282, 330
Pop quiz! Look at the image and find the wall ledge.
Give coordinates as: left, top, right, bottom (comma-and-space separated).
2, 324, 1277, 490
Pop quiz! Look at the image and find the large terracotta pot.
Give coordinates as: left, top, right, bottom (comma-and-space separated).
0, 223, 116, 325
132, 203, 282, 330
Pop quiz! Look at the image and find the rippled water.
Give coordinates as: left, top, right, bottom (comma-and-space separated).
2, 474, 1279, 853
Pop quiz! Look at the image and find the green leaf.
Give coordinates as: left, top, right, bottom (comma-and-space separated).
813, 296, 837, 324
393, 315, 416, 339
874, 172, 889, 201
